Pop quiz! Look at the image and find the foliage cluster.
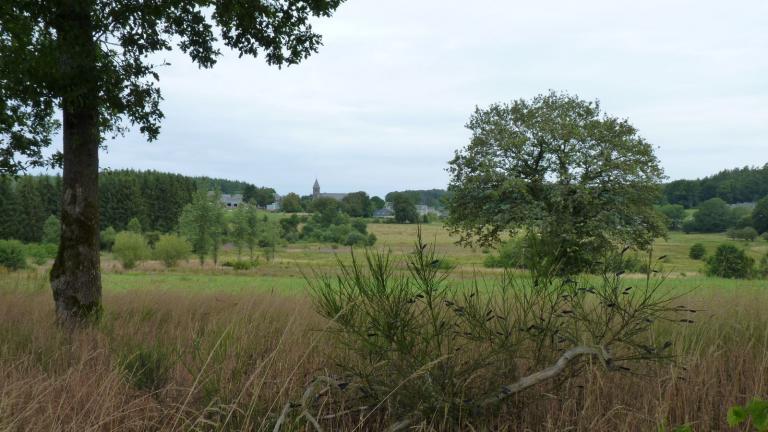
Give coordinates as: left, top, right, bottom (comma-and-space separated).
301, 198, 376, 246
446, 91, 666, 275
0, 239, 26, 270
688, 243, 706, 260
727, 227, 759, 242
112, 232, 151, 270
706, 244, 755, 279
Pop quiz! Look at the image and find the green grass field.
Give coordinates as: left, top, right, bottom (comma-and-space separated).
3, 222, 768, 431
82, 222, 768, 294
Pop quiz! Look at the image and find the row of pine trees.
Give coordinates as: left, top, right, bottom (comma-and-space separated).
0, 170, 267, 243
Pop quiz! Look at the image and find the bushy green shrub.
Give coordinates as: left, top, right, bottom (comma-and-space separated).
153, 234, 192, 268
100, 226, 117, 251
221, 259, 257, 270
24, 243, 57, 265
689, 243, 706, 260
342, 231, 367, 246
759, 254, 768, 279
0, 240, 26, 270
112, 231, 150, 270
706, 244, 755, 279
763, 232, 768, 242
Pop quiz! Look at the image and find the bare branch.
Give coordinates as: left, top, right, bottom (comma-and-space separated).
480, 345, 612, 405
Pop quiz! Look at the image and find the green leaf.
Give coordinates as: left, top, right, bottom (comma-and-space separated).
728, 405, 748, 427
747, 398, 768, 431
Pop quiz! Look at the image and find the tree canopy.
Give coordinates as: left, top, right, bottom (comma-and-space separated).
446, 91, 665, 273
1, 0, 344, 322
683, 198, 736, 233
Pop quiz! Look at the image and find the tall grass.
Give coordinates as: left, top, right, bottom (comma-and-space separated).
1, 270, 767, 430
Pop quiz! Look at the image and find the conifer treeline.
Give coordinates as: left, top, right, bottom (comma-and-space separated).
664, 164, 768, 208
0, 170, 264, 243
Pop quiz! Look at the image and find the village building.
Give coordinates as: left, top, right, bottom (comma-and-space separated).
219, 193, 243, 208
312, 179, 349, 201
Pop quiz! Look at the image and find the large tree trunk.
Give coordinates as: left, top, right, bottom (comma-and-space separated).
50, 0, 102, 325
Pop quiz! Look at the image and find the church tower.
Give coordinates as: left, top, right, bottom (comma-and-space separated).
313, 179, 320, 200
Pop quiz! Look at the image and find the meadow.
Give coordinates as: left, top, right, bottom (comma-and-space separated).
1, 222, 768, 431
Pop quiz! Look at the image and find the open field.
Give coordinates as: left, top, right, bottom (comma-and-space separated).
2, 271, 768, 431
99, 222, 768, 278
2, 223, 768, 430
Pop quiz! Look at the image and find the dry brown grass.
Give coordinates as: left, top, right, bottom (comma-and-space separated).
1, 271, 767, 431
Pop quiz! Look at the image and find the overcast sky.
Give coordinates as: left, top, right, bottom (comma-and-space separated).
90, 0, 766, 197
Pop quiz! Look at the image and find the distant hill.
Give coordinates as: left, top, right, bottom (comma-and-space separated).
663, 164, 768, 208
385, 189, 449, 208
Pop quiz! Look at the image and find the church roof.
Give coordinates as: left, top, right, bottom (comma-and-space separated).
313, 179, 320, 188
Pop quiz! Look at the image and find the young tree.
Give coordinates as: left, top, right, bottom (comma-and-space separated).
446, 92, 666, 274
370, 196, 386, 211
153, 234, 192, 268
657, 204, 686, 230
243, 204, 260, 262
179, 190, 225, 266
341, 191, 372, 217
753, 196, 768, 234
312, 197, 344, 226
280, 192, 303, 213
16, 176, 45, 243
391, 193, 418, 223
685, 198, 736, 233
112, 231, 150, 270
126, 217, 142, 234
1, 0, 345, 323
42, 215, 61, 245
0, 178, 21, 240
229, 204, 255, 260
100, 226, 117, 251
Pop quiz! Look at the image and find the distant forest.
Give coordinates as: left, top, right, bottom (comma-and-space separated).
0, 170, 272, 243
663, 164, 768, 208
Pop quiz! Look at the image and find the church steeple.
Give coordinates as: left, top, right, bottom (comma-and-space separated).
312, 179, 320, 200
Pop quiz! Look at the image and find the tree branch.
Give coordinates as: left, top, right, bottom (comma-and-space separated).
480, 345, 613, 405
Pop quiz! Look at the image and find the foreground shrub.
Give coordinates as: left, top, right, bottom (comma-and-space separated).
706, 244, 755, 279
302, 230, 685, 430
0, 240, 26, 270
153, 234, 192, 268
112, 232, 150, 270
689, 243, 706, 260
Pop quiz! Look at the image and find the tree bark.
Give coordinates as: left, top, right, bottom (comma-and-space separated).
50, 0, 102, 325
